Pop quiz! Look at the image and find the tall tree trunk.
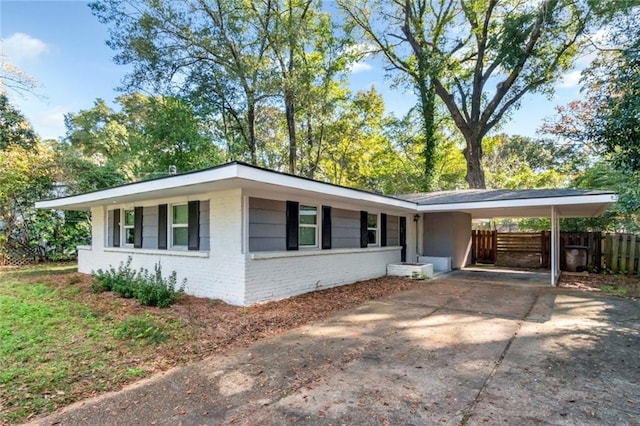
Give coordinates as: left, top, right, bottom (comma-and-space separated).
462, 133, 486, 188
418, 82, 437, 192
247, 97, 257, 165
285, 90, 296, 174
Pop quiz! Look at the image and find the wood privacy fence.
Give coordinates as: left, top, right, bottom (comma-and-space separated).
471, 231, 640, 275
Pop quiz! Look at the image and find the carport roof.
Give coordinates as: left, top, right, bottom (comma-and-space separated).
400, 189, 617, 218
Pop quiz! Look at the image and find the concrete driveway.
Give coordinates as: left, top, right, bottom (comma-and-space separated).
30, 271, 640, 425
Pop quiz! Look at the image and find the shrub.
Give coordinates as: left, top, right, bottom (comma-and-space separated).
92, 257, 185, 307
134, 263, 186, 308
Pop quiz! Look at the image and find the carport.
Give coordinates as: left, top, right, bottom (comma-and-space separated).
400, 189, 618, 286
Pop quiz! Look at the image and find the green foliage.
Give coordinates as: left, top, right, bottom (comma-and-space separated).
0, 93, 37, 150
65, 94, 223, 180
0, 265, 183, 423
114, 315, 167, 344
483, 134, 572, 189
585, 11, 640, 172
341, 0, 631, 188
93, 257, 185, 307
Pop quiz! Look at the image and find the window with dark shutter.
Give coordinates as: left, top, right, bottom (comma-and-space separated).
113, 209, 121, 247
158, 204, 167, 250
188, 200, 200, 251
286, 201, 299, 250
134, 206, 143, 248
380, 213, 387, 247
360, 211, 368, 248
321, 205, 331, 249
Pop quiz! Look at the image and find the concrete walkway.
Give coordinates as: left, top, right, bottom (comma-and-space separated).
29, 272, 640, 425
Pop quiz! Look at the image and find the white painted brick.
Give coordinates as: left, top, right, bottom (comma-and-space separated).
244, 248, 401, 305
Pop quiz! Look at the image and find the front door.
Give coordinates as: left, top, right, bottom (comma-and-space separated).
399, 216, 407, 262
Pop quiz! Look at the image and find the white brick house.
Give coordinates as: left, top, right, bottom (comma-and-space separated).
37, 162, 617, 305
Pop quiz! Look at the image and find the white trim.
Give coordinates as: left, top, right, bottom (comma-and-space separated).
249, 246, 401, 260
299, 204, 319, 248
170, 203, 188, 249
122, 208, 135, 247
104, 247, 209, 258
367, 212, 379, 247
35, 163, 417, 211
417, 193, 618, 213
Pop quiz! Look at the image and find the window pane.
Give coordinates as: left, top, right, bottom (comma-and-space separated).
173, 227, 188, 246
367, 213, 377, 228
173, 204, 188, 224
124, 209, 135, 226
368, 230, 377, 245
299, 227, 316, 246
299, 205, 317, 225
126, 228, 135, 245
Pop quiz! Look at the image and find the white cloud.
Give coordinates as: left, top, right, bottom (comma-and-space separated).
34, 106, 68, 139
350, 61, 373, 74
1, 33, 50, 62
558, 70, 582, 89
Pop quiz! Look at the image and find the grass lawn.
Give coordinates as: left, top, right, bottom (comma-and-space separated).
0, 263, 185, 424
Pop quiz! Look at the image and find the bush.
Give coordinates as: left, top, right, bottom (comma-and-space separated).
92, 257, 185, 307
135, 264, 185, 308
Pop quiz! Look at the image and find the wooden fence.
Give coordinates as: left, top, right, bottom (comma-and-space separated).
471, 230, 640, 275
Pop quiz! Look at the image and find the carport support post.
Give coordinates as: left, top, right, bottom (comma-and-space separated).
550, 206, 560, 286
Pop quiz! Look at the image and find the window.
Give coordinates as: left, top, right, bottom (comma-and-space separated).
172, 204, 188, 247
299, 205, 318, 247
123, 209, 135, 245
367, 213, 378, 245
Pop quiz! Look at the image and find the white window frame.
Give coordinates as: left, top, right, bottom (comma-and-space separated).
367, 213, 378, 246
171, 203, 189, 249
299, 204, 318, 248
122, 208, 135, 247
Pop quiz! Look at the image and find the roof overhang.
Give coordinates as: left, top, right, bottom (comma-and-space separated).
36, 162, 618, 219
35, 163, 417, 213
416, 193, 618, 218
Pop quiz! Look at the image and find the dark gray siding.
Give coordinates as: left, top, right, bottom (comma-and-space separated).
199, 200, 210, 250
142, 206, 158, 249
387, 215, 399, 246
107, 209, 114, 247
332, 208, 360, 249
249, 198, 286, 252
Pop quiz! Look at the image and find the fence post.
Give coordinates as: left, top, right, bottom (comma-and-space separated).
629, 234, 637, 275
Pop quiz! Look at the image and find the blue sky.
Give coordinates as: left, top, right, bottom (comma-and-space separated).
1, 1, 588, 141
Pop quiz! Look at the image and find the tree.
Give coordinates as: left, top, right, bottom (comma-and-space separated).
584, 11, 640, 172
482, 134, 573, 189
0, 53, 39, 97
0, 93, 38, 150
90, 0, 274, 164
341, 0, 623, 188
65, 94, 223, 179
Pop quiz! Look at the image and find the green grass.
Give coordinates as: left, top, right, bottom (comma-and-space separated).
0, 264, 182, 424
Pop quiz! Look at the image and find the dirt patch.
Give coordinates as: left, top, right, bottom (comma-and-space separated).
559, 272, 640, 298
43, 274, 423, 363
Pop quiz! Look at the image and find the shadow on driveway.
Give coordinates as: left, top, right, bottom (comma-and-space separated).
29, 273, 640, 425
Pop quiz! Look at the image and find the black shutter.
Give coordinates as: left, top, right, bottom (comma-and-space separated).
113, 209, 120, 247
380, 213, 387, 247
158, 204, 167, 250
134, 206, 143, 248
321, 205, 332, 250
286, 201, 299, 251
360, 211, 368, 248
399, 216, 407, 262
188, 200, 200, 251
